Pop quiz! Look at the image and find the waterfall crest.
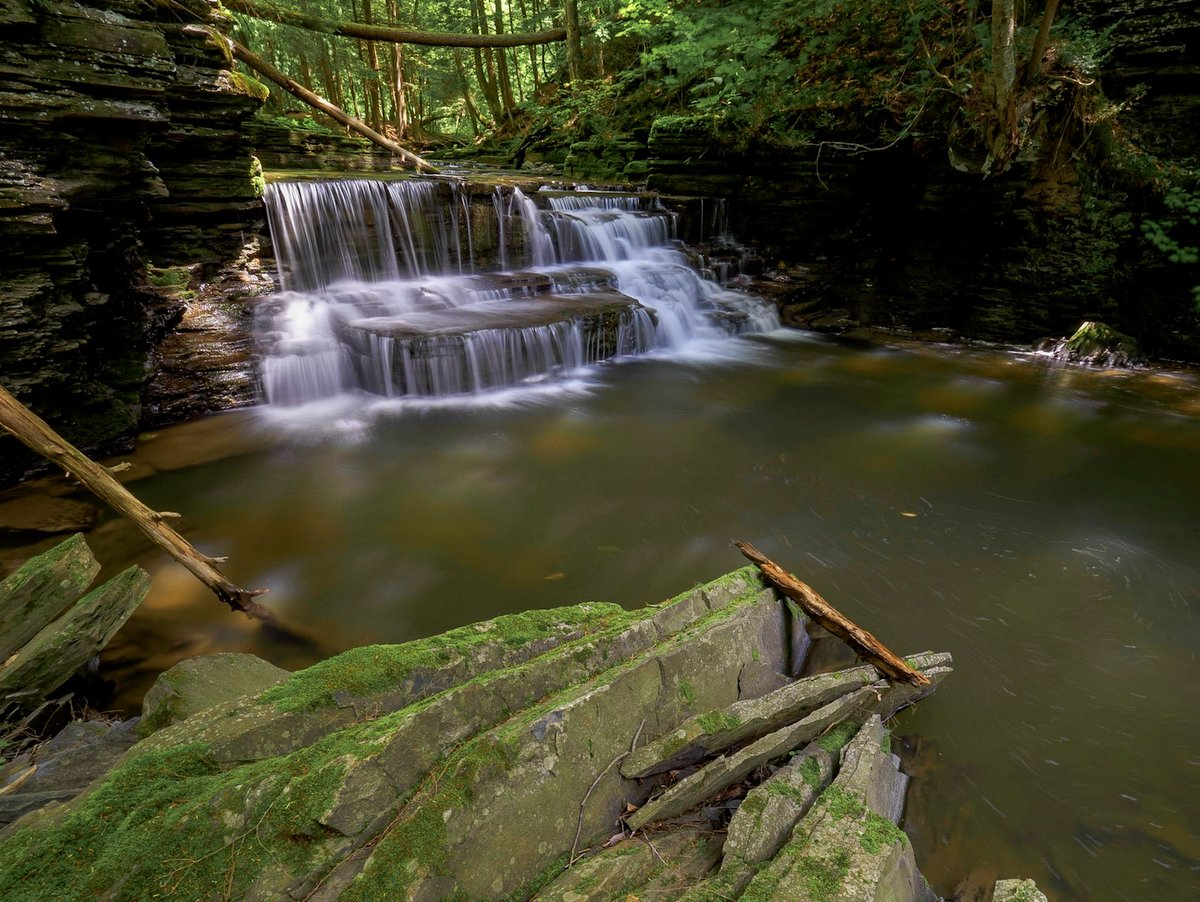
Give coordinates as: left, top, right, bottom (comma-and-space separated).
258, 179, 778, 406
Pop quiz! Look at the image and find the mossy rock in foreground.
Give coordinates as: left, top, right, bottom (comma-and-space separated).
0, 568, 789, 901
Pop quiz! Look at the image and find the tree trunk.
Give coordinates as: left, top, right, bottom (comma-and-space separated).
1024, 0, 1061, 84
472, 0, 502, 121
492, 0, 517, 114
230, 38, 438, 172
986, 0, 1018, 175
225, 0, 567, 48
386, 0, 407, 136
362, 0, 383, 130
454, 49, 484, 134
564, 0, 584, 82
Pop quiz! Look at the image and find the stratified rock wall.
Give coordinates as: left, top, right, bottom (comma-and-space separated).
0, 0, 266, 483
1075, 0, 1200, 159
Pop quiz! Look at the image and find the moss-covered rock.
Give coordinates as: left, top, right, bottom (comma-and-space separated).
742, 717, 935, 902
0, 569, 786, 900
138, 652, 290, 739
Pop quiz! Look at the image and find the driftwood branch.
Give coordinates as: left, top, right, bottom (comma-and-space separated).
228, 38, 438, 173
225, 0, 566, 49
735, 540, 929, 686
0, 384, 271, 620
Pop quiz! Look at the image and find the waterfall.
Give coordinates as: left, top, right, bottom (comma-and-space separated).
258, 179, 779, 406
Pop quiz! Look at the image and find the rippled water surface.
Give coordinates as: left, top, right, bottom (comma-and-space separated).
61, 333, 1199, 900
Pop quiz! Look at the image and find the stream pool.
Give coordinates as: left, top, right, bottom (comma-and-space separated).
23, 330, 1199, 900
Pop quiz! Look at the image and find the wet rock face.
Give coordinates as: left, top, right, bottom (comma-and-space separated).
0, 0, 266, 484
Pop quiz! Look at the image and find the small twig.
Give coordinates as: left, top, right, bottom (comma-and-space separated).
569, 719, 646, 866
640, 833, 666, 867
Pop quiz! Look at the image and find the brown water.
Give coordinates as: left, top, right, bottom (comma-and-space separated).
17, 332, 1198, 900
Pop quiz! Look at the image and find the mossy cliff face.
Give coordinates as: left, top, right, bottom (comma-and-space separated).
0, 0, 266, 484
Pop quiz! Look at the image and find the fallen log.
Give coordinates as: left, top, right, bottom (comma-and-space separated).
225, 0, 567, 49
0, 384, 270, 619
735, 540, 930, 686
228, 39, 437, 173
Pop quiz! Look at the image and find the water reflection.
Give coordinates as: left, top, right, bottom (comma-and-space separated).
7, 335, 1196, 900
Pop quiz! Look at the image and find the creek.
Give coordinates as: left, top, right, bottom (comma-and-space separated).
14, 177, 1199, 899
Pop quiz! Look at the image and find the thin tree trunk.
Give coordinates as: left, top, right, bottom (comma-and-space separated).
318, 40, 344, 108
518, 0, 540, 90
454, 49, 484, 134
386, 0, 406, 136
0, 384, 270, 619
493, 0, 517, 114
471, 0, 502, 121
362, 0, 383, 129
1024, 0, 1061, 83
225, 0, 567, 48
986, 0, 1018, 175
231, 38, 438, 172
564, 0, 583, 82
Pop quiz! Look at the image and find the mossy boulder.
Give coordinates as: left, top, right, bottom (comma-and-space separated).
1039, 320, 1146, 367
138, 652, 290, 738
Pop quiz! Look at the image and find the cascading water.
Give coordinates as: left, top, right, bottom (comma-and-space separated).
257, 178, 779, 406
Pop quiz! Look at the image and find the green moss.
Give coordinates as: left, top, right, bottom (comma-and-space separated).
250, 155, 265, 197
815, 720, 860, 754
739, 790, 768, 827
763, 775, 808, 805
797, 755, 822, 790
146, 265, 189, 288
740, 863, 783, 902
229, 69, 270, 102
0, 736, 357, 902
794, 849, 852, 902
659, 729, 690, 756
0, 568, 777, 901
819, 785, 866, 821
859, 811, 905, 855
678, 679, 697, 706
261, 602, 627, 712
342, 735, 520, 900
696, 711, 741, 734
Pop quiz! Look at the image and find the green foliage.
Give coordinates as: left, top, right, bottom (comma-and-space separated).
1141, 185, 1200, 309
